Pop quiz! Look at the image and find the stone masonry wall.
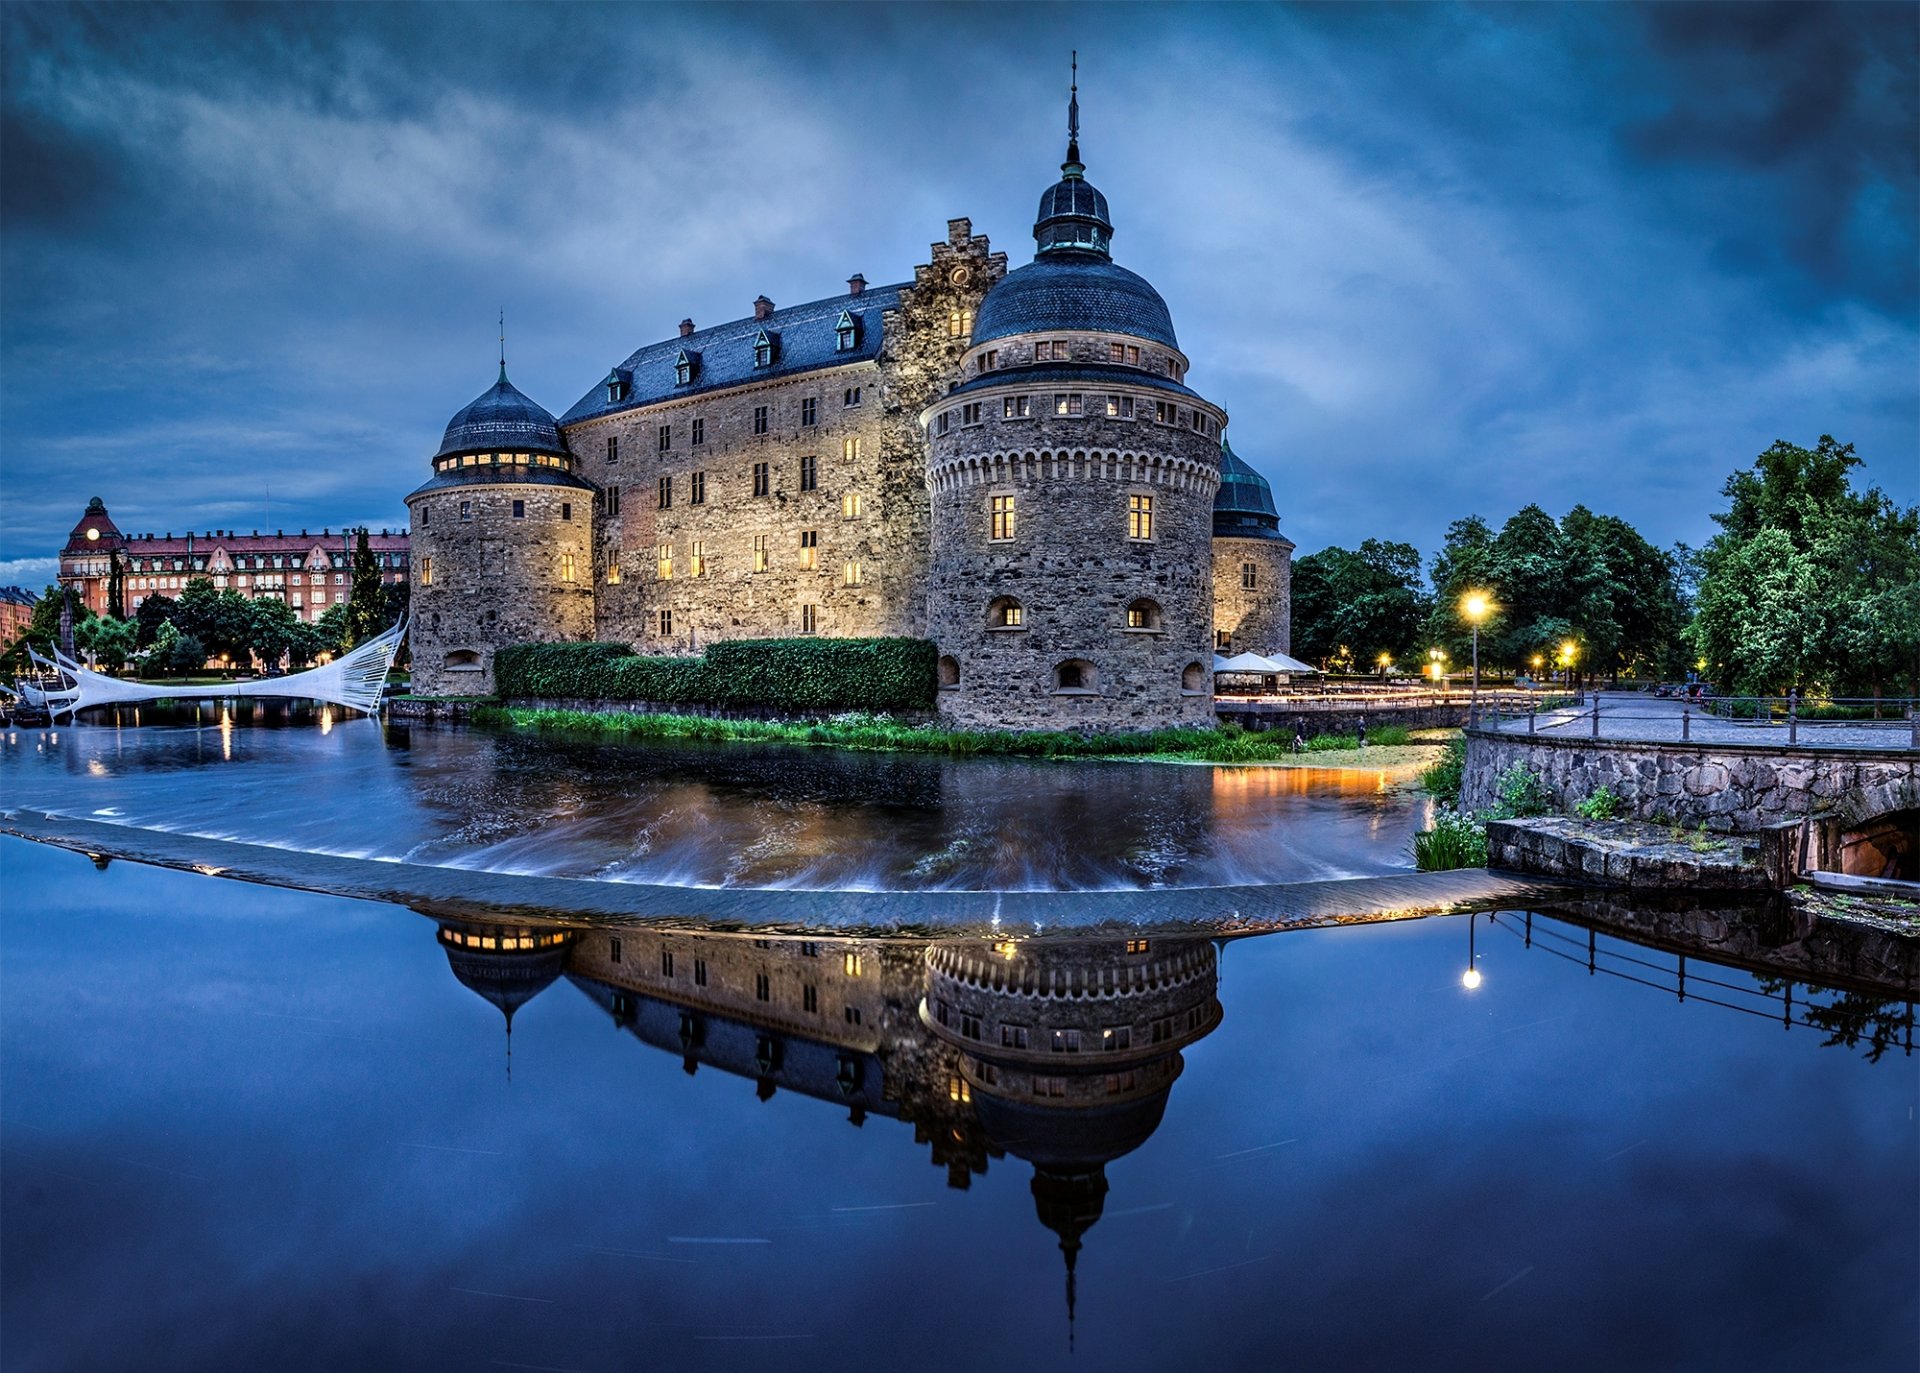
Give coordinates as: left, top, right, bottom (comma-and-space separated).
1211, 534, 1292, 657
1463, 731, 1919, 846
407, 481, 595, 696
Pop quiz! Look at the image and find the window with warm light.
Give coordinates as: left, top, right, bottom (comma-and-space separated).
656, 542, 672, 579
798, 530, 818, 570
842, 491, 863, 518
752, 535, 769, 572
843, 436, 859, 462
690, 540, 706, 577
1128, 494, 1153, 540
990, 494, 1015, 541
607, 552, 621, 585
559, 552, 575, 582
842, 560, 861, 586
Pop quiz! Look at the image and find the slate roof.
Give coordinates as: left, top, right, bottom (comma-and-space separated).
1212, 438, 1288, 541
560, 285, 908, 427
940, 361, 1205, 405
972, 253, 1178, 350
110, 530, 408, 557
0, 586, 39, 608
436, 370, 570, 460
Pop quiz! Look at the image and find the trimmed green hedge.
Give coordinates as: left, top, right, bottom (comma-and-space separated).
492, 638, 939, 712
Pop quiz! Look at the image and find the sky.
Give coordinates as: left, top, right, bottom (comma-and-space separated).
1, 1, 1914, 591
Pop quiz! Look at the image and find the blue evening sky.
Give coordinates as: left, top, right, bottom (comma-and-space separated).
1, 2, 1914, 589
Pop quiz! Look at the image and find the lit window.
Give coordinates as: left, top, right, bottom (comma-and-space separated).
1128, 345, 1140, 364
1003, 395, 1030, 419
753, 405, 768, 435
753, 462, 770, 497
798, 530, 818, 570
1126, 938, 1149, 954
1242, 562, 1257, 590
691, 418, 705, 445
800, 455, 817, 491
1107, 394, 1133, 418
990, 494, 1015, 541
1109, 342, 1125, 362
801, 397, 817, 426
420, 557, 432, 586
843, 436, 859, 462
690, 540, 706, 576
753, 535, 769, 572
801, 603, 818, 634
1127, 599, 1161, 630
990, 597, 1023, 628
949, 1075, 970, 1103
842, 560, 861, 586
656, 542, 672, 579
690, 471, 706, 504
842, 491, 863, 518
560, 552, 575, 581
1128, 494, 1153, 540
1054, 393, 1084, 416
607, 552, 621, 585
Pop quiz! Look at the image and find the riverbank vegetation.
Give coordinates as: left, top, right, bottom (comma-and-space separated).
471, 704, 1420, 763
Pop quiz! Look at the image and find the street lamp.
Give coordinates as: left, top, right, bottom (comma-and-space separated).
1429, 647, 1447, 693
1559, 638, 1578, 689
1462, 913, 1483, 990
1377, 651, 1393, 680
1461, 592, 1492, 724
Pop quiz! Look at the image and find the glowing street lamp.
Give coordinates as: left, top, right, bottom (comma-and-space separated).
1377, 651, 1393, 679
1558, 638, 1578, 688
1462, 913, 1483, 990
1429, 647, 1447, 692
1461, 592, 1493, 724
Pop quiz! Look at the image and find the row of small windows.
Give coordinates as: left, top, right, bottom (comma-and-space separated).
970, 491, 1153, 544
432, 451, 571, 474
938, 656, 1209, 695
419, 549, 577, 586
974, 339, 1176, 377
428, 498, 574, 524
625, 532, 866, 582
607, 392, 861, 453
605, 317, 865, 403
984, 595, 1163, 631
932, 1004, 1192, 1052
935, 395, 1216, 436
641, 451, 862, 509
645, 601, 824, 637
111, 551, 403, 574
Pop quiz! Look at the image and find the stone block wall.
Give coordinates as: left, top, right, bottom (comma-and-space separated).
1210, 534, 1293, 657
407, 480, 596, 696
1463, 731, 1919, 843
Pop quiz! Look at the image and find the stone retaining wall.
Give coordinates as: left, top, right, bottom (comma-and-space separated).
1464, 730, 1919, 849
1218, 701, 1473, 732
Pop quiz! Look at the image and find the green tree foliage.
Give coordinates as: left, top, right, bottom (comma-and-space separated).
106, 549, 125, 620
346, 529, 385, 646
312, 604, 352, 658
1690, 437, 1920, 696
75, 615, 137, 673
133, 593, 178, 648
1424, 504, 1685, 681
1290, 539, 1430, 670
247, 598, 301, 672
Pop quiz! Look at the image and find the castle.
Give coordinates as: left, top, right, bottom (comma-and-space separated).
408, 81, 1291, 728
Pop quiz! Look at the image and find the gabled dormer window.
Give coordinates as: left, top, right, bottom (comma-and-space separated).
674, 350, 695, 386
835, 310, 857, 352
753, 330, 775, 368
605, 370, 629, 403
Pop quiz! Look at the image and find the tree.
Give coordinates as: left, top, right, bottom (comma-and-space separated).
1291, 539, 1430, 670
287, 618, 329, 668
248, 598, 301, 673
346, 528, 384, 645
75, 615, 137, 674
174, 578, 257, 666
106, 549, 125, 620
134, 593, 179, 648
313, 603, 352, 658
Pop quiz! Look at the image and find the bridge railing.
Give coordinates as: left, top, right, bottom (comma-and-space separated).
1471, 693, 1920, 751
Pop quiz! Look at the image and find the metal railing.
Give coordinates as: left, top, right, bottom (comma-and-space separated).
1471, 691, 1920, 752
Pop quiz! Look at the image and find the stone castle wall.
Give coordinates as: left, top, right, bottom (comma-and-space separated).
925, 392, 1222, 731
1211, 534, 1292, 657
406, 480, 595, 695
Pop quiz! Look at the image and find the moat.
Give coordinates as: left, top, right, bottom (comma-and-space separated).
2, 716, 1915, 1372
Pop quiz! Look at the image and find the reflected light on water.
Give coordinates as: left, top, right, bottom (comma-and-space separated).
1462, 967, 1483, 990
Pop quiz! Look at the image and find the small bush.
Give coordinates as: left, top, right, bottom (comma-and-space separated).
1573, 786, 1620, 821
1412, 807, 1489, 871
493, 637, 939, 712
1422, 737, 1466, 803
1486, 762, 1550, 819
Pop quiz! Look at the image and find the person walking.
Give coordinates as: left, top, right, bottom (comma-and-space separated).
1356, 713, 1368, 750
1292, 721, 1307, 754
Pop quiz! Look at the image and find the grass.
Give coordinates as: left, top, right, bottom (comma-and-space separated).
1411, 808, 1489, 870
468, 705, 1424, 763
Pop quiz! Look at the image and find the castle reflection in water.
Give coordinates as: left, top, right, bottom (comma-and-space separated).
429, 908, 1223, 1326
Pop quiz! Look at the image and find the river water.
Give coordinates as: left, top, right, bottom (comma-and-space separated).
1, 715, 1915, 1371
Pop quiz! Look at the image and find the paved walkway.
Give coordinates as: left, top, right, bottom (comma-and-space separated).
1, 808, 1573, 937
1486, 693, 1917, 751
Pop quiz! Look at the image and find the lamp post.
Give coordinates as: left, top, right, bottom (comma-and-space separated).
1429, 647, 1446, 696
1462, 913, 1483, 990
1530, 653, 1543, 689
1462, 592, 1491, 725
1559, 638, 1578, 690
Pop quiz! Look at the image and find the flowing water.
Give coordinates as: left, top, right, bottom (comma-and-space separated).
1, 714, 1914, 1371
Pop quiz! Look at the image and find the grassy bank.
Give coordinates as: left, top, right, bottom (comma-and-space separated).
470, 704, 1421, 762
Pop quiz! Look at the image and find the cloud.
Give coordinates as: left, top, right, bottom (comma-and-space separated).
0, 557, 58, 589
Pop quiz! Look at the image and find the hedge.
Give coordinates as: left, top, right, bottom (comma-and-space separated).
491, 637, 939, 712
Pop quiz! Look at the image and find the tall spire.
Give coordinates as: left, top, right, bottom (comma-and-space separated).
1064, 51, 1083, 177
498, 309, 507, 384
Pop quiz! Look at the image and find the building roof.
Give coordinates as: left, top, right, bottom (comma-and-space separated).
1212, 438, 1287, 541
62, 497, 125, 554
559, 284, 907, 427
436, 368, 570, 460
972, 254, 1177, 350
104, 529, 408, 557
408, 464, 597, 500
0, 586, 39, 608
941, 360, 1205, 406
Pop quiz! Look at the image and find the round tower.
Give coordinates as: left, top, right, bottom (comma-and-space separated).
922, 78, 1222, 730
1210, 438, 1295, 658
406, 362, 596, 696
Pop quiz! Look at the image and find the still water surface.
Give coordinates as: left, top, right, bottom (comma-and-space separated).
1, 717, 1916, 1370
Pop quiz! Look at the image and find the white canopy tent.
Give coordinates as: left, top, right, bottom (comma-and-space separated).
1212, 651, 1319, 675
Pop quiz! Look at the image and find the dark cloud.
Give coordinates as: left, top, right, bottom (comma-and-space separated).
0, 1, 1913, 578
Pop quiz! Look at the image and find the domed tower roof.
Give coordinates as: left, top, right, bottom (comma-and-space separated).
434, 365, 569, 461
63, 497, 124, 553
1213, 438, 1284, 540
971, 59, 1178, 351
436, 921, 573, 1027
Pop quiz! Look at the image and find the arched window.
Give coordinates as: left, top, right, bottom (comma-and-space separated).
1054, 659, 1097, 694
987, 596, 1025, 629
1181, 662, 1207, 693
1125, 598, 1163, 631
938, 655, 961, 689
446, 648, 480, 671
